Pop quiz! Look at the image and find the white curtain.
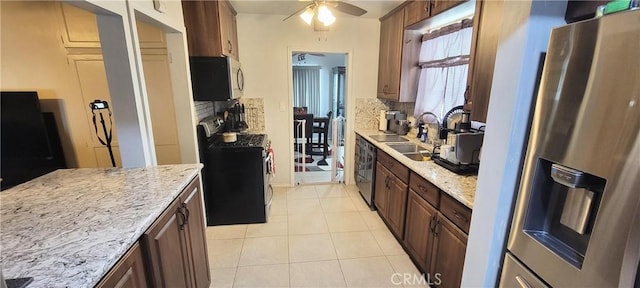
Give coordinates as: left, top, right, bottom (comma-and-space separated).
415, 20, 473, 118
293, 66, 321, 116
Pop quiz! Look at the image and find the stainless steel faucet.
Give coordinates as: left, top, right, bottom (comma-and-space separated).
415, 111, 440, 128
415, 112, 442, 145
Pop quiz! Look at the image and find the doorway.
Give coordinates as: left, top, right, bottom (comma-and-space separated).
292, 52, 346, 185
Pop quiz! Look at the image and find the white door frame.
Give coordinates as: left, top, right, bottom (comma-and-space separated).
286, 47, 355, 187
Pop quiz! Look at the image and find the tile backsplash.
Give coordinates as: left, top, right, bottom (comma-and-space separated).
354, 98, 417, 131
354, 98, 392, 130
239, 98, 266, 133
194, 101, 214, 121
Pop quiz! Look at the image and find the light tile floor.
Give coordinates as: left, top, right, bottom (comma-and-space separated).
206, 184, 427, 287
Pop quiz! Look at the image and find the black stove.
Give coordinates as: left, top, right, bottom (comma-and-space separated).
209, 133, 267, 149
196, 118, 272, 226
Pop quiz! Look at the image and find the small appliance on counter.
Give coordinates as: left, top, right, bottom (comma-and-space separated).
225, 102, 248, 132
379, 110, 406, 133
431, 106, 484, 174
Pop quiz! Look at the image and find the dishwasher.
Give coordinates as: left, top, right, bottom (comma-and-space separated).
354, 135, 377, 210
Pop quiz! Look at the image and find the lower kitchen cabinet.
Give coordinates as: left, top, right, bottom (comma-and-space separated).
181, 180, 211, 288
375, 162, 408, 238
371, 150, 471, 288
96, 242, 148, 288
430, 213, 468, 288
143, 194, 192, 287
142, 177, 210, 288
404, 189, 437, 272
386, 172, 408, 237
374, 163, 389, 217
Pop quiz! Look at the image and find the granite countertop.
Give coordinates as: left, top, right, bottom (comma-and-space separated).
0, 164, 203, 288
355, 129, 476, 209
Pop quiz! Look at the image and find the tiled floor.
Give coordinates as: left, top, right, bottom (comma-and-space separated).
206, 184, 426, 287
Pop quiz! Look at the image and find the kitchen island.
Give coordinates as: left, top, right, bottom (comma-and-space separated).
0, 164, 204, 287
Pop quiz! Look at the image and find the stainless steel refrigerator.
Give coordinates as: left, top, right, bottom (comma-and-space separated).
501, 9, 640, 287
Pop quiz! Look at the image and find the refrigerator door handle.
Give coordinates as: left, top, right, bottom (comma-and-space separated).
515, 275, 533, 288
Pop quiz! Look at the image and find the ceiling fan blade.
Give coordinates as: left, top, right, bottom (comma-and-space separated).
282, 3, 315, 21
331, 1, 367, 16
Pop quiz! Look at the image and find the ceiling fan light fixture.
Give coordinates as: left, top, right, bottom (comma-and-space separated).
317, 4, 335, 26
322, 14, 336, 26
300, 7, 314, 25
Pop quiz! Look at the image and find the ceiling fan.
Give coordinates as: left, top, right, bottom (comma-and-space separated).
283, 1, 367, 29
293, 52, 326, 61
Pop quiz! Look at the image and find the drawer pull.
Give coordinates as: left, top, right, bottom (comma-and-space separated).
452, 210, 468, 222
418, 184, 427, 192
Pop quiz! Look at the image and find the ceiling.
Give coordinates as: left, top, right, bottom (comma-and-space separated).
229, 0, 405, 19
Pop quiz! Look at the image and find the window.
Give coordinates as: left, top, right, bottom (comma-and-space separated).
292, 66, 322, 116
414, 19, 473, 119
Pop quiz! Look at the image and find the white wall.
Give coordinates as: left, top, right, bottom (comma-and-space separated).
461, 1, 568, 286
293, 53, 346, 117
237, 14, 380, 185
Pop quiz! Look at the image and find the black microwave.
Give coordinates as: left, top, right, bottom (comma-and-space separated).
189, 56, 244, 101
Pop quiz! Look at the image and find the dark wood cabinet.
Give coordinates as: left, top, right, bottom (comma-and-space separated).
404, 0, 431, 27
96, 242, 148, 288
143, 198, 192, 287
377, 10, 404, 101
430, 0, 467, 16
375, 165, 408, 238
142, 177, 210, 288
374, 163, 389, 217
404, 189, 437, 272
465, 0, 504, 122
181, 181, 211, 288
386, 173, 409, 237
430, 213, 468, 288
182, 0, 239, 59
370, 147, 470, 287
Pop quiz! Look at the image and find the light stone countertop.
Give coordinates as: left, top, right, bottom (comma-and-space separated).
356, 129, 477, 209
0, 164, 203, 288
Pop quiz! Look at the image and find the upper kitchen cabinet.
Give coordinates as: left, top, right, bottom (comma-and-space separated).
465, 0, 503, 122
404, 0, 431, 27
404, 0, 467, 27
430, 0, 467, 16
377, 6, 422, 102
182, 0, 240, 60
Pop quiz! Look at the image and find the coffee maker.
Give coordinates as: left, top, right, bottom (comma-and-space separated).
225, 103, 248, 132
378, 110, 407, 134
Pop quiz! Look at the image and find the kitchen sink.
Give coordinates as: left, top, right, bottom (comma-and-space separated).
368, 134, 409, 142
387, 143, 426, 153
402, 152, 431, 161
386, 143, 432, 161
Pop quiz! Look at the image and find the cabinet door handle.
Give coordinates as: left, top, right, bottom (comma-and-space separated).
429, 214, 437, 233
177, 209, 187, 230
227, 40, 233, 53
452, 210, 468, 223
434, 219, 441, 237
182, 203, 191, 223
